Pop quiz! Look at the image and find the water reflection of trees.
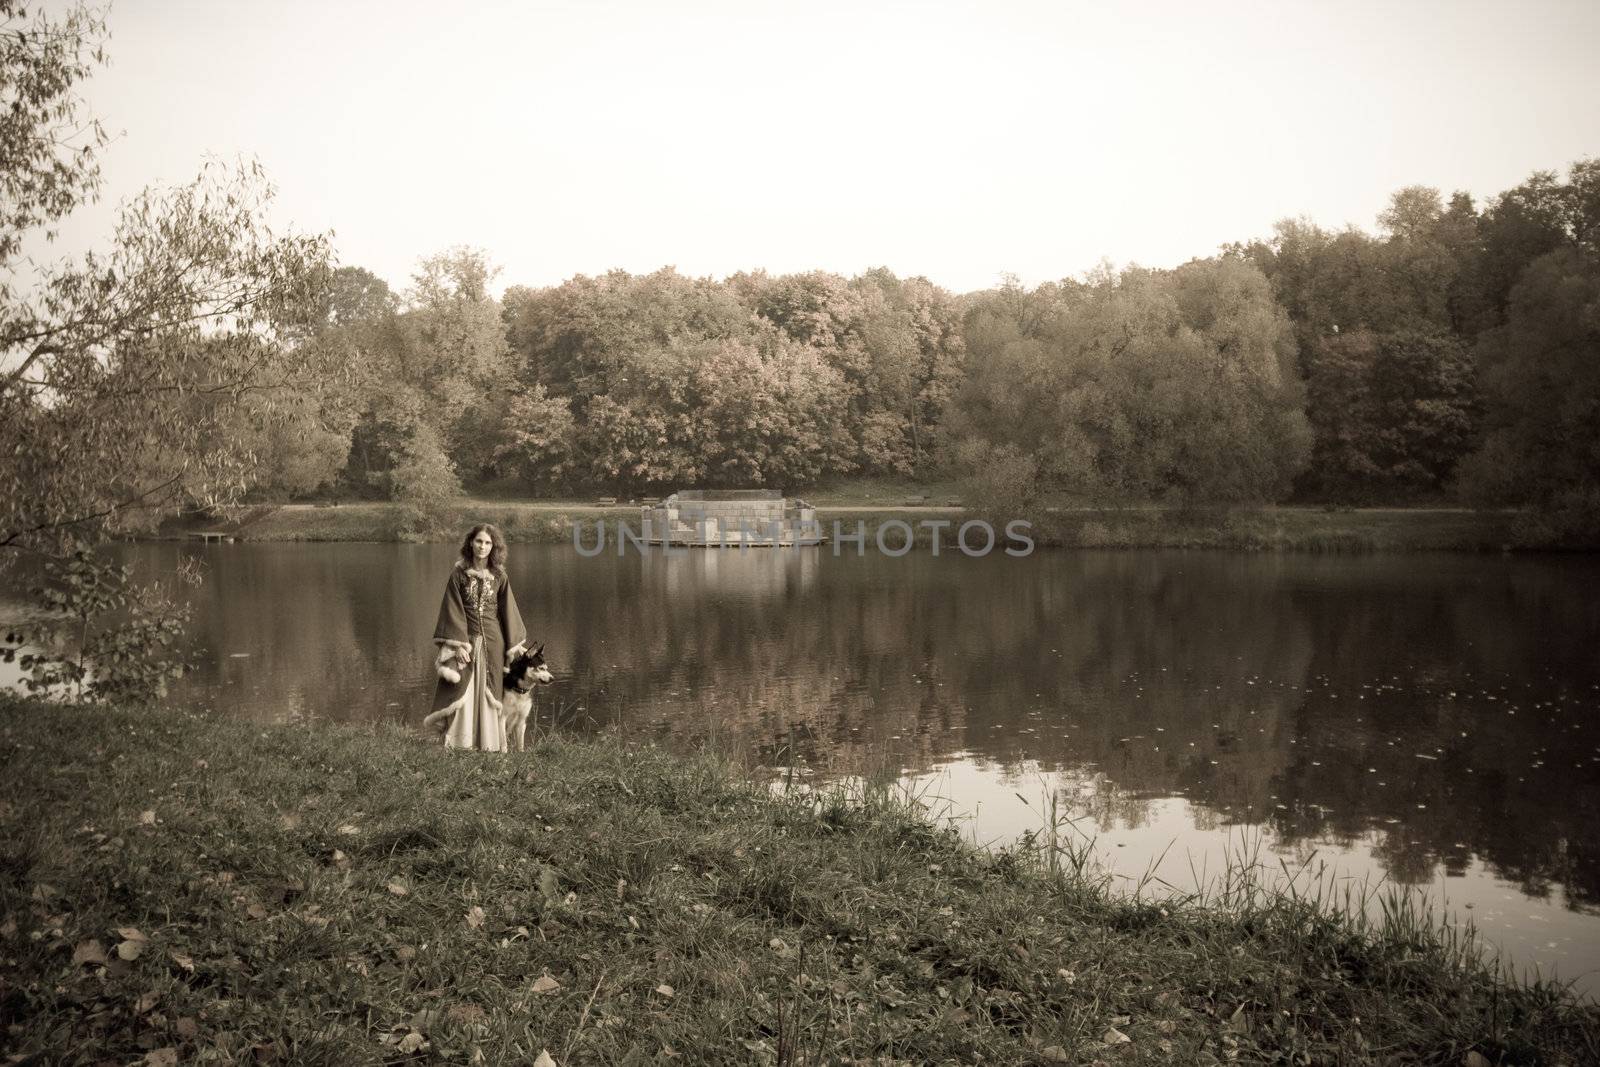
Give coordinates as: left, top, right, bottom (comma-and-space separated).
116, 544, 1600, 910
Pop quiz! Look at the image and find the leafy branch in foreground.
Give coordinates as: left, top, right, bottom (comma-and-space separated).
1, 551, 201, 705
0, 160, 340, 552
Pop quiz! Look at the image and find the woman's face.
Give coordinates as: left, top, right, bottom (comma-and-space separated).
471, 531, 493, 561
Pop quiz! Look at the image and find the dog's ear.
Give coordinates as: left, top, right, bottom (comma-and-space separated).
534, 643, 544, 654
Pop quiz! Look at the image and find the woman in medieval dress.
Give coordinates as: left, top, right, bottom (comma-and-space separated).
423, 524, 527, 751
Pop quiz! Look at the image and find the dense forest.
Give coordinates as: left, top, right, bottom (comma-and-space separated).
234, 161, 1598, 542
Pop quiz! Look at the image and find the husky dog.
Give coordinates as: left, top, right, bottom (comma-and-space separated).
501, 644, 554, 751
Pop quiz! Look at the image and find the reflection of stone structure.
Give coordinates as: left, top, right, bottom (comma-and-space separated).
640, 489, 821, 546
645, 542, 820, 598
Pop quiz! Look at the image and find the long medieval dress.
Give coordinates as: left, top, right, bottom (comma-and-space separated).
423, 561, 528, 751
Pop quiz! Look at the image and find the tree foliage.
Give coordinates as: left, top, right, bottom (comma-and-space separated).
1231, 162, 1597, 506
1, 160, 337, 549
1301, 329, 1477, 500
330, 250, 515, 511
1457, 248, 1600, 542
951, 260, 1310, 505
0, 0, 109, 265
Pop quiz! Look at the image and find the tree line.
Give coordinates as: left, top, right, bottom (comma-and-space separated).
235, 157, 1596, 542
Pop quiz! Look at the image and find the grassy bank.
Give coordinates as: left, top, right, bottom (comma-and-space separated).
161, 504, 612, 545
158, 501, 1532, 552
2, 697, 1595, 1065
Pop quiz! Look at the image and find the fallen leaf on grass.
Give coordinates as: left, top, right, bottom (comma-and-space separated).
245, 903, 269, 921
1040, 1047, 1070, 1064
174, 1017, 198, 1039
1226, 1003, 1250, 1034
396, 1032, 427, 1054
168, 951, 195, 972
465, 906, 485, 929
768, 937, 792, 957
139, 810, 158, 826
336, 824, 360, 836
1103, 1027, 1131, 1045
1463, 1054, 1491, 1067
143, 1049, 179, 1067
117, 927, 149, 942
395, 945, 417, 961
134, 991, 160, 1014
1109, 1014, 1130, 1026
408, 1008, 443, 1031
116, 939, 146, 961
532, 1051, 556, 1067
446, 1004, 487, 1025
0, 916, 15, 938
530, 975, 560, 994
654, 984, 674, 998
386, 880, 409, 897
278, 813, 300, 830
73, 939, 109, 966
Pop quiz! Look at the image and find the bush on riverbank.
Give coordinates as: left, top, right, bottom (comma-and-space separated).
2, 696, 1596, 1065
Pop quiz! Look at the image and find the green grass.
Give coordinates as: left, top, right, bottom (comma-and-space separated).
802, 477, 966, 508
2, 696, 1596, 1065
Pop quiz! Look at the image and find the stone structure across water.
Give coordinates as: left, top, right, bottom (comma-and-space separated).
639, 490, 822, 547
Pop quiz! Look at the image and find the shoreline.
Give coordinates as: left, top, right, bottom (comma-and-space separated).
3, 697, 1600, 1062
2, 695, 1596, 1064
150, 501, 1544, 553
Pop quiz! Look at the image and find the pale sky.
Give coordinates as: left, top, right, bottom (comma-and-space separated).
35, 0, 1600, 296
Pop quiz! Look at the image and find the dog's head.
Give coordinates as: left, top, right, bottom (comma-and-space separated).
505, 643, 554, 693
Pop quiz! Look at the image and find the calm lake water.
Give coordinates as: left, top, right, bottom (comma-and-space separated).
4, 542, 1599, 995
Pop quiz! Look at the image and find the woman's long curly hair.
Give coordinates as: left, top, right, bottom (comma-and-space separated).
458, 523, 508, 576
